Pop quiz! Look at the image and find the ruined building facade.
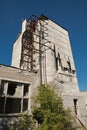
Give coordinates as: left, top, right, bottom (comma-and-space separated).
0, 15, 87, 128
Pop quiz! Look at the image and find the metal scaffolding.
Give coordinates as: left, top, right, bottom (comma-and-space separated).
20, 15, 49, 84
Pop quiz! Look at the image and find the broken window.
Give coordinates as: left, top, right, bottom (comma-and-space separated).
0, 80, 6, 96
0, 97, 5, 114
23, 84, 29, 96
0, 80, 30, 114
5, 98, 21, 113
7, 82, 17, 95
23, 99, 28, 111
0, 83, 4, 95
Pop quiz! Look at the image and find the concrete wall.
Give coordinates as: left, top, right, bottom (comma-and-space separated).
63, 94, 87, 116
0, 65, 37, 83
11, 34, 22, 68
11, 19, 26, 68
43, 19, 79, 94
46, 19, 76, 80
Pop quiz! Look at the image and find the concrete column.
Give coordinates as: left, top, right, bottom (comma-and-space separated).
3, 81, 8, 96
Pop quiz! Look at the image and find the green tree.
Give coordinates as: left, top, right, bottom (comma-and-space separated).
33, 84, 75, 130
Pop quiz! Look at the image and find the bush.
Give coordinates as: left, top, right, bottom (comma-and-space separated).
33, 84, 75, 130
12, 114, 36, 130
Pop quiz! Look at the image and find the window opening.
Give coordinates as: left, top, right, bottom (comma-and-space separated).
23, 84, 29, 96
5, 98, 21, 113
0, 80, 5, 95
7, 82, 17, 95
23, 99, 28, 111
0, 97, 5, 114
0, 80, 30, 114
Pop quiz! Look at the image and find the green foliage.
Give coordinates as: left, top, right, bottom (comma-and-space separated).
33, 108, 44, 124
12, 114, 36, 130
33, 84, 75, 130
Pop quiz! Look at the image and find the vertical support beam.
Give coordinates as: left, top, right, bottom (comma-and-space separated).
3, 81, 8, 96
28, 85, 30, 114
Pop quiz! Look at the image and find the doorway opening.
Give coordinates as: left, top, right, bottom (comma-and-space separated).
73, 99, 78, 115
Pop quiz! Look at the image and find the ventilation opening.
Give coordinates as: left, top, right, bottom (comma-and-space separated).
7, 82, 17, 95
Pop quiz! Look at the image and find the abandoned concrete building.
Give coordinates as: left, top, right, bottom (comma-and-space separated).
0, 14, 87, 128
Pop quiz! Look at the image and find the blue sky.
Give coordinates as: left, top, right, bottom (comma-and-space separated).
0, 0, 87, 91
